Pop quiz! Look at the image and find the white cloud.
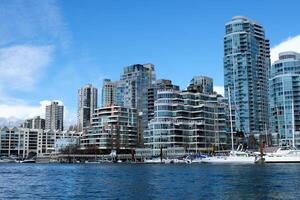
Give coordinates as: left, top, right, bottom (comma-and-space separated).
0, 45, 53, 90
270, 35, 300, 63
0, 1, 75, 127
214, 85, 224, 96
0, 0, 70, 48
0, 98, 76, 128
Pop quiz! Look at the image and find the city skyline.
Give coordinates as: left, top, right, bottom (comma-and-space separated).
1, 0, 300, 127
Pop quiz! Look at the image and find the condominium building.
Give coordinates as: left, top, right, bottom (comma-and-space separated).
224, 16, 270, 135
45, 101, 64, 131
81, 106, 137, 151
144, 78, 227, 155
188, 76, 214, 94
78, 84, 98, 131
101, 79, 116, 107
101, 64, 156, 146
20, 116, 45, 130
269, 52, 300, 147
0, 127, 43, 158
147, 79, 180, 121
121, 64, 155, 145
0, 127, 82, 158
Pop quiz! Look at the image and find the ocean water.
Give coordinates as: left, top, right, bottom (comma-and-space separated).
0, 163, 300, 199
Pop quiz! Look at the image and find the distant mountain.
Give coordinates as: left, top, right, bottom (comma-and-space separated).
0, 117, 23, 127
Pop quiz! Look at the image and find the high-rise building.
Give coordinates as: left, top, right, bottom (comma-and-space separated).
78, 84, 98, 131
224, 16, 270, 135
269, 52, 300, 147
120, 63, 156, 146
188, 76, 214, 94
45, 101, 64, 131
101, 79, 116, 107
147, 79, 180, 121
144, 78, 227, 155
21, 116, 45, 130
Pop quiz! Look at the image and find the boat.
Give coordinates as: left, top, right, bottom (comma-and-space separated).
202, 144, 256, 164
21, 159, 36, 163
169, 158, 187, 164
0, 156, 17, 163
255, 100, 300, 163
186, 154, 208, 163
144, 156, 164, 164
202, 87, 256, 164
256, 146, 300, 163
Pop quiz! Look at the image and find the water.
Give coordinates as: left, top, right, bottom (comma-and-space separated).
0, 164, 300, 199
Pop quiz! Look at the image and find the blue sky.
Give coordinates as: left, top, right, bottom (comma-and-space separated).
1, 0, 300, 126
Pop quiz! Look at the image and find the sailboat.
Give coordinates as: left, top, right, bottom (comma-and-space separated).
257, 99, 300, 163
202, 87, 256, 164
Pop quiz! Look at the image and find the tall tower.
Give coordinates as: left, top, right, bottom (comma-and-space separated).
101, 79, 116, 107
121, 63, 156, 146
78, 84, 98, 131
269, 52, 300, 147
45, 101, 64, 131
224, 16, 270, 135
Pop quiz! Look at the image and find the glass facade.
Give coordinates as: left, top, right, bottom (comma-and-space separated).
224, 16, 270, 135
269, 52, 300, 147
144, 80, 227, 155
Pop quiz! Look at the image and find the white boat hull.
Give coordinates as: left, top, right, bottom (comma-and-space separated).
264, 156, 300, 163
202, 156, 255, 164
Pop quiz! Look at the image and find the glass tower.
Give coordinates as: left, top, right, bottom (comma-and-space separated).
78, 84, 98, 131
269, 52, 300, 147
224, 16, 270, 135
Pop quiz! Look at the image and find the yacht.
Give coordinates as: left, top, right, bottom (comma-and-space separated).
144, 156, 164, 164
0, 156, 17, 163
202, 144, 256, 164
255, 100, 300, 163
185, 154, 208, 164
256, 146, 300, 163
201, 87, 256, 164
21, 159, 36, 163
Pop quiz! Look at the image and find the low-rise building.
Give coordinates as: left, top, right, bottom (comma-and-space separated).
0, 127, 43, 158
0, 127, 81, 158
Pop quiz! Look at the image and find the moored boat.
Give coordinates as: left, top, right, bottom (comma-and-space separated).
256, 146, 300, 163
0, 156, 17, 163
21, 159, 36, 163
202, 87, 256, 164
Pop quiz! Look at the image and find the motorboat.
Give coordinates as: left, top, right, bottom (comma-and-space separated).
255, 100, 300, 163
256, 146, 300, 163
144, 157, 164, 164
21, 159, 36, 163
187, 154, 208, 164
0, 156, 17, 163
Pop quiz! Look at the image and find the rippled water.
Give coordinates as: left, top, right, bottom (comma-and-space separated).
1, 163, 300, 199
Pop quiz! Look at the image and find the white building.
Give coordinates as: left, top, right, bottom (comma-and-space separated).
0, 127, 81, 158
0, 127, 43, 158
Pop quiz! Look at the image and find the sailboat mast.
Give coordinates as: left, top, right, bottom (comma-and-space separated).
265, 123, 268, 147
228, 87, 234, 152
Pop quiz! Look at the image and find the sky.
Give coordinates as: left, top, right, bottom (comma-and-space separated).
1, 0, 300, 127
